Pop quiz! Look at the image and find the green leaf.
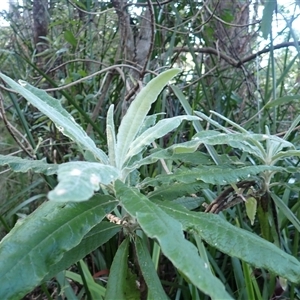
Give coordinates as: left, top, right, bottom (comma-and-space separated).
192, 111, 296, 162
65, 270, 106, 297
171, 196, 205, 210
115, 181, 233, 299
72, 0, 86, 9
55, 271, 78, 299
105, 237, 140, 299
194, 111, 244, 133
245, 197, 257, 226
0, 154, 58, 175
137, 130, 291, 165
164, 151, 214, 165
261, 0, 277, 39
241, 261, 256, 300
270, 192, 300, 232
64, 30, 77, 47
171, 85, 222, 165
137, 113, 162, 136
106, 104, 117, 167
0, 73, 108, 164
78, 259, 103, 299
221, 9, 234, 23
272, 150, 300, 164
124, 115, 198, 164
192, 131, 289, 147
128, 146, 214, 170
283, 114, 300, 140
43, 221, 120, 282
142, 165, 281, 186
48, 161, 120, 202
0, 195, 117, 299
116, 68, 181, 169
265, 95, 300, 108
157, 201, 300, 283
135, 237, 168, 300
147, 181, 208, 201
186, 130, 292, 160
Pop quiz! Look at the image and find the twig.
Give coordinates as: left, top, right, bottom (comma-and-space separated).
125, 0, 174, 7
173, 41, 300, 68
44, 64, 140, 92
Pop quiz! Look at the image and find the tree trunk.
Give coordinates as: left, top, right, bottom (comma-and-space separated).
33, 0, 49, 65
204, 0, 252, 61
202, 0, 256, 120
111, 0, 154, 115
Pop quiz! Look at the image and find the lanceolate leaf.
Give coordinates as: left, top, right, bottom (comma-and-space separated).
141, 165, 281, 187
115, 181, 233, 299
157, 201, 300, 284
64, 30, 77, 47
78, 260, 103, 299
137, 113, 162, 136
0, 73, 108, 164
132, 131, 291, 169
0, 154, 58, 175
48, 161, 119, 202
179, 131, 292, 157
65, 270, 106, 296
126, 146, 214, 170
147, 181, 208, 201
171, 196, 205, 211
135, 237, 169, 300
272, 150, 300, 163
115, 68, 181, 169
0, 195, 118, 300
270, 192, 300, 232
43, 221, 121, 282
106, 104, 117, 167
265, 95, 300, 108
124, 115, 198, 164
283, 114, 300, 140
105, 238, 140, 299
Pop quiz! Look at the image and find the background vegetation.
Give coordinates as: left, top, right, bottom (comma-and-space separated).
0, 0, 300, 299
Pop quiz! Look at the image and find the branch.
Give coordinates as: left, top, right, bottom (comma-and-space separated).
111, 0, 135, 61
241, 41, 300, 66
124, 0, 174, 8
173, 41, 300, 67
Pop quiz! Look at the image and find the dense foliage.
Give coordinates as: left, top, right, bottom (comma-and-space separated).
0, 1, 300, 299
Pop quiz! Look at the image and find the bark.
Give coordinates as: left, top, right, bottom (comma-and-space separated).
201, 0, 256, 118
111, 0, 154, 114
203, 0, 252, 65
33, 0, 49, 55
